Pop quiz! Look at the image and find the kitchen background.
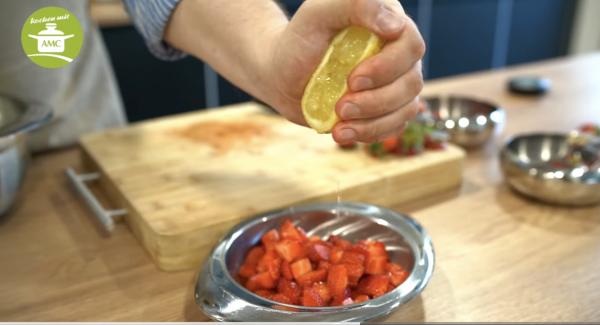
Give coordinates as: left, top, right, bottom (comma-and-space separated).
92, 0, 600, 122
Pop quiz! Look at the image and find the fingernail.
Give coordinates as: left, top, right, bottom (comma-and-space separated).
351, 77, 373, 92
341, 102, 360, 119
376, 6, 404, 34
339, 128, 357, 141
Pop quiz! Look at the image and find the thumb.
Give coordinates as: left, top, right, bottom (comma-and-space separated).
290, 0, 407, 41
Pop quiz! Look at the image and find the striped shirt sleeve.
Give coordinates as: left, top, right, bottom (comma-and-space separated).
122, 0, 186, 61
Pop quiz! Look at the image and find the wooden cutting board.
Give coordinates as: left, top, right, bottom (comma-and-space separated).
80, 103, 465, 271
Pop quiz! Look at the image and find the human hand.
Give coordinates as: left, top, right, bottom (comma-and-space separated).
262, 0, 426, 144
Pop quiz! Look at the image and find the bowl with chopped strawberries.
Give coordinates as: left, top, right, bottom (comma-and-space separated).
195, 202, 434, 322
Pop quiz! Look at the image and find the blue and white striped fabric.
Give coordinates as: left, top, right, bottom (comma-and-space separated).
122, 0, 186, 60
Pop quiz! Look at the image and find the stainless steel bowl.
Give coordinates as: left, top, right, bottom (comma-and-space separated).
500, 133, 600, 206
0, 96, 52, 216
195, 202, 434, 322
424, 95, 504, 148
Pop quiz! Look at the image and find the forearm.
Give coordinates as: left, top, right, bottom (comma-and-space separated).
164, 0, 289, 104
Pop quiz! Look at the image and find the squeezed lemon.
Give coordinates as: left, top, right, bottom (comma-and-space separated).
301, 26, 382, 133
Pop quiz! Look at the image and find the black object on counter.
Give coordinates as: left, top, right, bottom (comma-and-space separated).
508, 76, 551, 95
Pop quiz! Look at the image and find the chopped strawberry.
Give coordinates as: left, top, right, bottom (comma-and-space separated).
245, 246, 265, 266
291, 258, 312, 280
261, 229, 280, 251
357, 275, 389, 298
275, 239, 304, 262
330, 287, 351, 306
318, 261, 331, 271
340, 251, 366, 266
277, 279, 301, 304
327, 264, 348, 299
365, 240, 388, 259
386, 263, 409, 286
280, 219, 306, 242
342, 297, 354, 305
302, 287, 325, 307
297, 269, 327, 287
344, 263, 365, 286
257, 250, 281, 280
246, 271, 276, 291
382, 137, 399, 152
306, 242, 331, 262
312, 282, 332, 304
270, 293, 293, 304
281, 260, 293, 280
365, 256, 387, 275
238, 263, 256, 279
328, 235, 351, 250
354, 294, 369, 303
254, 289, 273, 299
330, 247, 344, 264
309, 235, 321, 242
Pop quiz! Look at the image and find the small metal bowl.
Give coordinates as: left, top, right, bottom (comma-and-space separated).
500, 133, 600, 206
424, 96, 504, 148
195, 202, 435, 322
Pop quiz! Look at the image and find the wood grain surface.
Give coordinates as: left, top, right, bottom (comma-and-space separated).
1, 53, 599, 321
79, 104, 464, 271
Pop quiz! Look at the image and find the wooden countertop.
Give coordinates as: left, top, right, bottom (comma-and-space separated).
1, 54, 599, 321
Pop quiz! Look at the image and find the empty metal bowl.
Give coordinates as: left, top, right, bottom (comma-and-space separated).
195, 202, 435, 322
500, 133, 600, 206
423, 96, 504, 148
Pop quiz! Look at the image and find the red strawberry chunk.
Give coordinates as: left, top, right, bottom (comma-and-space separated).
277, 279, 301, 304
327, 264, 349, 299
246, 271, 276, 291
297, 269, 327, 287
271, 293, 293, 304
312, 282, 332, 304
340, 251, 366, 266
357, 274, 389, 298
275, 239, 304, 262
365, 256, 388, 275
291, 258, 312, 280
344, 263, 365, 286
354, 294, 369, 303
280, 219, 306, 242
261, 229, 280, 251
306, 242, 331, 262
302, 287, 325, 307
281, 260, 293, 280
386, 263, 409, 286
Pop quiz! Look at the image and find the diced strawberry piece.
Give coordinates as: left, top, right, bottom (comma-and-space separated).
281, 260, 293, 280
306, 242, 331, 262
328, 235, 351, 250
330, 287, 351, 306
340, 251, 366, 266
238, 263, 256, 279
357, 275, 389, 298
302, 287, 325, 307
270, 293, 293, 304
354, 294, 369, 303
318, 261, 331, 270
344, 263, 365, 286
246, 272, 276, 291
366, 241, 388, 259
297, 269, 327, 287
245, 246, 265, 266
330, 247, 344, 264
312, 282, 332, 304
277, 279, 301, 304
387, 263, 409, 286
254, 289, 273, 299
365, 256, 387, 275
350, 244, 370, 258
257, 250, 281, 280
261, 229, 280, 251
291, 258, 312, 280
274, 239, 304, 262
342, 297, 354, 305
382, 137, 399, 152
327, 264, 348, 299
309, 235, 321, 242
280, 219, 306, 242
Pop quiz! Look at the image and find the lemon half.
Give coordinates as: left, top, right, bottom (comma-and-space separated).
301, 26, 383, 133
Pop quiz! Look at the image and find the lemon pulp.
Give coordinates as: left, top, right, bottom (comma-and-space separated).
301, 26, 382, 133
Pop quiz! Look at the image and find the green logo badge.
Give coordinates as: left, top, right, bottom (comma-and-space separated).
21, 6, 83, 69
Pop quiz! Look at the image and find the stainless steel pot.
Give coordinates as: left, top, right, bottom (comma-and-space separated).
0, 96, 52, 216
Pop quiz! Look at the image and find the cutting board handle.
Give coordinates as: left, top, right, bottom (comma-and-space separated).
65, 167, 127, 233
